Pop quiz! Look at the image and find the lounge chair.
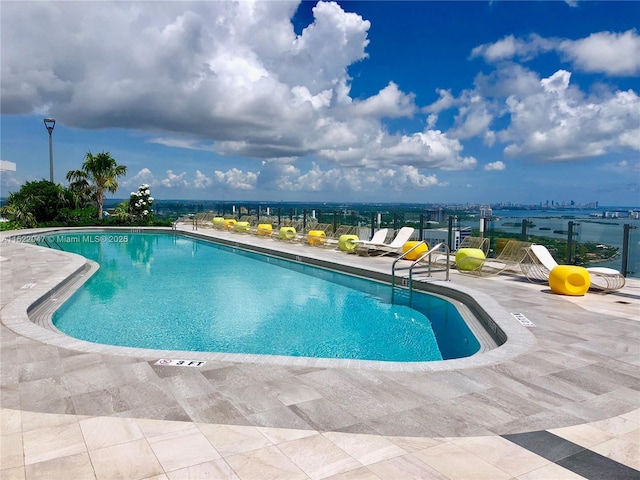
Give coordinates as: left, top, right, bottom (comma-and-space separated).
456, 240, 532, 277
289, 220, 321, 242
459, 236, 490, 255
248, 217, 277, 237
496, 240, 533, 272
520, 244, 625, 292
273, 220, 301, 241
231, 216, 257, 234
300, 223, 333, 246
355, 227, 415, 256
252, 223, 276, 238
192, 212, 216, 228
350, 228, 389, 252
322, 225, 357, 249
431, 236, 489, 266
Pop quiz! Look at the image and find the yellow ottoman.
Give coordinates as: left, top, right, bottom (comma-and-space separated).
549, 265, 590, 296
402, 241, 428, 260
224, 219, 237, 230
213, 217, 225, 229
279, 227, 297, 240
338, 234, 359, 252
307, 230, 326, 246
455, 248, 486, 271
234, 221, 250, 233
257, 224, 272, 236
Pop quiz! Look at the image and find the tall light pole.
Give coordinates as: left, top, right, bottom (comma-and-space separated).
43, 118, 56, 182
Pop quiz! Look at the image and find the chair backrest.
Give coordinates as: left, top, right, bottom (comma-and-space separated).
496, 240, 532, 265
460, 236, 489, 255
313, 223, 332, 234
369, 228, 389, 243
387, 227, 415, 248
332, 225, 355, 238
529, 244, 559, 271
300, 221, 320, 234
283, 219, 303, 229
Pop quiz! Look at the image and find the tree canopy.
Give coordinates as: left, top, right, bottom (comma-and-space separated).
0, 180, 67, 226
66, 151, 127, 220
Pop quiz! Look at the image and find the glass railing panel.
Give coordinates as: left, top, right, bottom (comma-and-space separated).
625, 225, 640, 277
162, 202, 639, 279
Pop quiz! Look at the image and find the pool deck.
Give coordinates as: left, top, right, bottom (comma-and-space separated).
1, 226, 639, 479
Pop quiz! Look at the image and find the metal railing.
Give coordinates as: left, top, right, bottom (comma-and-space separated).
390, 241, 451, 305
35, 236, 64, 251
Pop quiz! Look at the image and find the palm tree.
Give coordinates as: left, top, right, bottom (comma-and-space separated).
66, 175, 95, 209
66, 151, 127, 220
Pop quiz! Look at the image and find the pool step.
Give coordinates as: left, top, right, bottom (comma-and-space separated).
28, 260, 99, 331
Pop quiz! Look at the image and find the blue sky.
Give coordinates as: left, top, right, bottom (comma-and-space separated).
1, 1, 639, 206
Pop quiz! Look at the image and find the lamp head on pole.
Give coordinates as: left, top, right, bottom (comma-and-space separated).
43, 118, 56, 134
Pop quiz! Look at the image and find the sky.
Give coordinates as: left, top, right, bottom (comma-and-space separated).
1, 1, 639, 206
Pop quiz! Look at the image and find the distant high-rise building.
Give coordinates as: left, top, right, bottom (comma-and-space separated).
480, 205, 492, 218
422, 227, 472, 252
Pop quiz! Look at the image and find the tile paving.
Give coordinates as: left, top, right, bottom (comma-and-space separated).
1, 226, 639, 479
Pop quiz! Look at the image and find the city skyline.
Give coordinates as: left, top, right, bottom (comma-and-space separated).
1, 1, 639, 205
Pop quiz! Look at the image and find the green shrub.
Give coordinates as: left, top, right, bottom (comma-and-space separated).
1, 180, 68, 226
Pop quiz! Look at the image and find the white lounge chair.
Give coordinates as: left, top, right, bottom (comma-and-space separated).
520, 244, 625, 292
350, 228, 389, 251
355, 227, 415, 256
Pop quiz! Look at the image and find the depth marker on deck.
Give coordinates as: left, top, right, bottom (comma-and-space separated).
511, 312, 536, 327
154, 359, 206, 367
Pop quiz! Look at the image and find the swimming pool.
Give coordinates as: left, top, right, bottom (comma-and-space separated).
49, 232, 480, 362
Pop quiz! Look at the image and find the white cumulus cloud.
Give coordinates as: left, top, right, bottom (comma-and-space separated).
194, 170, 213, 189
161, 170, 189, 188
430, 62, 639, 163
350, 82, 416, 118
470, 34, 555, 63
124, 168, 159, 188
471, 29, 640, 76
213, 168, 257, 190
0, 0, 475, 176
558, 30, 640, 76
484, 161, 506, 171
500, 70, 640, 161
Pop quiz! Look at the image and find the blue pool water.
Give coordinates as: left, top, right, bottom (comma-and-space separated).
51, 232, 480, 362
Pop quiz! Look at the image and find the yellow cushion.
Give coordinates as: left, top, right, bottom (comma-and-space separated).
234, 221, 250, 233
549, 265, 590, 296
257, 224, 272, 236
224, 219, 237, 230
307, 230, 326, 246
279, 227, 297, 240
338, 234, 359, 252
213, 217, 225, 228
455, 248, 486, 271
402, 241, 428, 260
